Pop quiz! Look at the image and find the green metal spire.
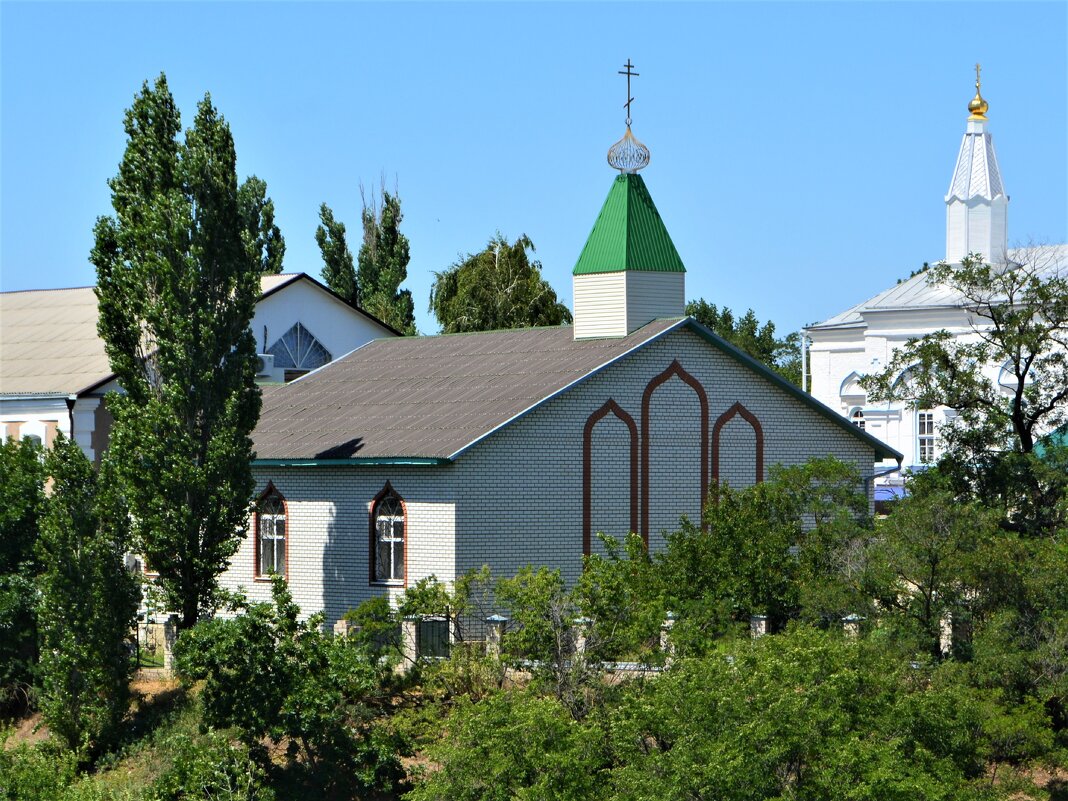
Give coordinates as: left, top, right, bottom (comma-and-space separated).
573, 173, 686, 276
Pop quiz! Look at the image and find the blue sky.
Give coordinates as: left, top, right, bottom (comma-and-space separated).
2, 2, 1065, 336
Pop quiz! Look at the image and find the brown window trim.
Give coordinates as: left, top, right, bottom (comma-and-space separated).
641, 360, 709, 542
253, 481, 289, 582
711, 402, 765, 494
369, 481, 408, 588
583, 399, 638, 556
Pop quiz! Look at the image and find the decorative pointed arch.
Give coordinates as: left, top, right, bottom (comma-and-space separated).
641, 360, 709, 543
711, 402, 764, 488
583, 399, 638, 556
266, 322, 332, 370
369, 481, 407, 586
839, 370, 866, 398
254, 481, 288, 580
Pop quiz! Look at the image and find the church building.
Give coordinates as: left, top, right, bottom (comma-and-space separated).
225, 110, 900, 626
804, 68, 1068, 500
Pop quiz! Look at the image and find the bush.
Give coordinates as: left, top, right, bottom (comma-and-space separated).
35, 438, 139, 758
148, 732, 273, 801
175, 577, 402, 795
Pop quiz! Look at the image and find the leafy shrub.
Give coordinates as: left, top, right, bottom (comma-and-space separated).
148, 732, 272, 801
175, 577, 402, 795
0, 743, 77, 801
407, 691, 607, 801
35, 439, 139, 758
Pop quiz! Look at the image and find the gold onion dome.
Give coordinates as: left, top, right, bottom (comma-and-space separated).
608, 126, 651, 173
968, 63, 989, 120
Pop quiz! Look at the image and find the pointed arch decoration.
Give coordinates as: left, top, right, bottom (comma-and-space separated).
266, 322, 332, 370
369, 481, 407, 586
711, 402, 765, 490
641, 360, 709, 543
253, 481, 289, 581
583, 399, 638, 556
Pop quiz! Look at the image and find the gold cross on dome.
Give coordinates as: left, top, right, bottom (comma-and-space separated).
975, 62, 981, 89
619, 59, 639, 125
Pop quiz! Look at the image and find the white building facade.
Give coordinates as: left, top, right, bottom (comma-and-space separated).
804, 75, 1067, 499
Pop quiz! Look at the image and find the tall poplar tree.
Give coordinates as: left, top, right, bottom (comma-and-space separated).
238, 175, 286, 274
92, 74, 261, 629
357, 185, 416, 334
316, 203, 358, 304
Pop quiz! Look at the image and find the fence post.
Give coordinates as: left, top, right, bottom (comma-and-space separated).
485, 614, 508, 658
572, 616, 592, 657
397, 615, 419, 674
749, 614, 768, 639
162, 614, 179, 672
660, 611, 676, 663
841, 613, 864, 639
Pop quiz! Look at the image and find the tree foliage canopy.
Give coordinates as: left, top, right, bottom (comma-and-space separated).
238, 175, 286, 274
35, 437, 139, 758
316, 184, 416, 334
863, 249, 1068, 456
429, 234, 572, 334
685, 299, 801, 385
357, 184, 416, 334
91, 73, 261, 628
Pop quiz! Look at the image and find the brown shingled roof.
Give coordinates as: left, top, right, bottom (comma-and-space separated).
252, 319, 685, 461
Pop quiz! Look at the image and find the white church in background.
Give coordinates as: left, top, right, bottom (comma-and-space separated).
804, 68, 1068, 502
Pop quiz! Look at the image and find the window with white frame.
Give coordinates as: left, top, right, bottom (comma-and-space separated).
372, 488, 405, 583
256, 488, 287, 578
851, 410, 865, 430
918, 411, 936, 463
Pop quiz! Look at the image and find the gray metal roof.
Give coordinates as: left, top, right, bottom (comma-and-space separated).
807, 244, 1068, 331
252, 316, 902, 464
252, 320, 684, 461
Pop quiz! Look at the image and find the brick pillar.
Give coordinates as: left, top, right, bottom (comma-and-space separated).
660, 611, 676, 662
485, 614, 508, 658
162, 614, 179, 672
397, 616, 418, 674
572, 616, 591, 657
842, 614, 864, 639
749, 614, 768, 639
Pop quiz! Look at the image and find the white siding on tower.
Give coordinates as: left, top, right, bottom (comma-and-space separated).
573, 273, 628, 338
626, 272, 686, 332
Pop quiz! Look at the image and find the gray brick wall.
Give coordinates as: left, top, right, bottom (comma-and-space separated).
221, 327, 875, 627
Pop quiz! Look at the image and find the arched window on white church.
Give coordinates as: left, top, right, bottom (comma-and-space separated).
266, 323, 332, 381
851, 409, 865, 430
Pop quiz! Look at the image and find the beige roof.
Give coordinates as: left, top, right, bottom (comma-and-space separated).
0, 286, 110, 396
0, 274, 386, 397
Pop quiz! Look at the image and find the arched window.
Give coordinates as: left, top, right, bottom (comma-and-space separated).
255, 485, 287, 579
371, 484, 405, 584
266, 322, 332, 372
851, 409, 865, 430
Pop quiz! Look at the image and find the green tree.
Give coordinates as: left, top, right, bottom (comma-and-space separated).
0, 437, 45, 714
862, 249, 1068, 456
686, 299, 801, 385
656, 458, 870, 647
606, 627, 1040, 800
357, 183, 416, 334
35, 437, 139, 757
429, 234, 572, 334
238, 175, 285, 274
174, 577, 402, 795
315, 203, 358, 305
407, 691, 607, 801
91, 74, 261, 629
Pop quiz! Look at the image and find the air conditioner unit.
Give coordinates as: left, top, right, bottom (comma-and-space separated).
256, 353, 274, 377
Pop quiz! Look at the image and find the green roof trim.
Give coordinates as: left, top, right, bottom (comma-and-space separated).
252, 457, 450, 467
1034, 423, 1068, 462
573, 173, 686, 276
679, 318, 905, 464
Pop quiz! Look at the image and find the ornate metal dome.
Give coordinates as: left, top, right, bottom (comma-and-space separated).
607, 126, 650, 174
